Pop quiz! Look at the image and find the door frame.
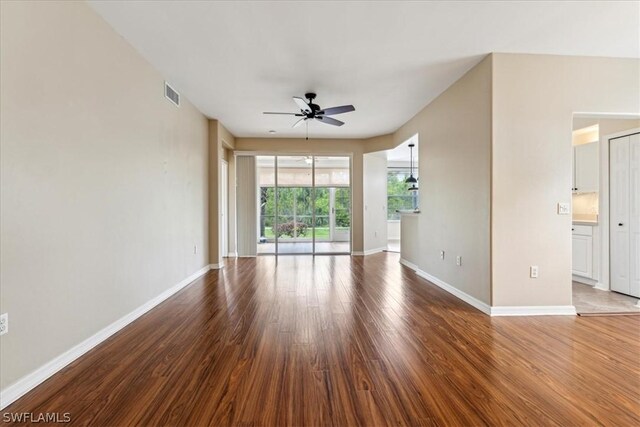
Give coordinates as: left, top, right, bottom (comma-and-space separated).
599, 127, 640, 292
250, 152, 353, 256
221, 160, 229, 258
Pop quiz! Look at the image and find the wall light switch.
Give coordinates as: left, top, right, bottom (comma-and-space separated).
530, 266, 539, 278
0, 313, 8, 336
440, 251, 445, 260
456, 256, 462, 266
557, 202, 571, 215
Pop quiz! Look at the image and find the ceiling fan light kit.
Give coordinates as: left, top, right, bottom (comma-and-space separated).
263, 93, 355, 139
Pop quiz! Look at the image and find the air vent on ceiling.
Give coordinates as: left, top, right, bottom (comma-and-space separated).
164, 82, 180, 107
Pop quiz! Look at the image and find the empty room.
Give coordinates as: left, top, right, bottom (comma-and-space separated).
1, 1, 639, 425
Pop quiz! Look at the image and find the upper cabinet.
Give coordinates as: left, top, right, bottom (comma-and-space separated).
572, 142, 598, 193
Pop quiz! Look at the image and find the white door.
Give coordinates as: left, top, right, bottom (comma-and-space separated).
630, 135, 640, 297
610, 134, 640, 297
221, 161, 229, 258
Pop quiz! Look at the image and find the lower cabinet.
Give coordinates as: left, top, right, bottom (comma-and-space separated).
572, 225, 596, 279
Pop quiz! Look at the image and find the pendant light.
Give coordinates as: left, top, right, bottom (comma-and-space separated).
405, 143, 418, 189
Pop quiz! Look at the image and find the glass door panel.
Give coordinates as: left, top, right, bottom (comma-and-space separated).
314, 156, 351, 254
276, 156, 312, 254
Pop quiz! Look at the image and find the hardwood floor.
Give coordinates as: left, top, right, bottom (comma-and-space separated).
5, 253, 640, 426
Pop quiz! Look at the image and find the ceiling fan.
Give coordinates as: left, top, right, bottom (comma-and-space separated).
263, 93, 355, 128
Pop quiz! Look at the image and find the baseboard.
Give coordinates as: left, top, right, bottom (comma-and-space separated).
209, 262, 224, 269
0, 265, 210, 410
399, 258, 419, 272
226, 252, 238, 258
399, 260, 491, 315
572, 275, 597, 286
414, 270, 492, 315
594, 282, 609, 291
490, 306, 577, 316
351, 251, 364, 256
399, 260, 573, 317
362, 247, 386, 256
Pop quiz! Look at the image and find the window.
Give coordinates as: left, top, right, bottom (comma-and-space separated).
387, 169, 418, 220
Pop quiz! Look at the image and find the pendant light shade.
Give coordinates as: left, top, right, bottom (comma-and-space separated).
405, 142, 418, 186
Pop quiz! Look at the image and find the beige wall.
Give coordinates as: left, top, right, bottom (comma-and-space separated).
391, 56, 493, 304
0, 1, 209, 390
492, 54, 640, 306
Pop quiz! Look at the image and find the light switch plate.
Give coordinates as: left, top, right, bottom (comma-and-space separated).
530, 266, 539, 278
557, 202, 571, 215
0, 313, 8, 336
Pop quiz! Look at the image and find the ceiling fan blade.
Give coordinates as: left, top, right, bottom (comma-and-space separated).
292, 117, 306, 128
318, 105, 355, 116
315, 116, 344, 127
293, 96, 311, 112
263, 112, 304, 116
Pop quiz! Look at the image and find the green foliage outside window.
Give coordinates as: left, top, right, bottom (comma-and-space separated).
387, 169, 418, 220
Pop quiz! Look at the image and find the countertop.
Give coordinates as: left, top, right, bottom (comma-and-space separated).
397, 210, 420, 216
573, 220, 598, 226
573, 214, 598, 226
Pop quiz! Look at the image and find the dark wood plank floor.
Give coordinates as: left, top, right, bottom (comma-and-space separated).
5, 253, 640, 426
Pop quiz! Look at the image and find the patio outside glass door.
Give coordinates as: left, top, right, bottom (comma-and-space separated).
256, 155, 351, 255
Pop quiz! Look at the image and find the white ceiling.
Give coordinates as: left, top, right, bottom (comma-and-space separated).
89, 1, 640, 139
387, 134, 419, 162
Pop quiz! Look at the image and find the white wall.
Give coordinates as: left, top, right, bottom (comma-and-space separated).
363, 151, 388, 252
387, 221, 401, 240
0, 1, 209, 390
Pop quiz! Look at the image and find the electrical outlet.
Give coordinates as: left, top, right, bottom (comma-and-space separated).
440, 251, 445, 260
456, 256, 462, 266
530, 266, 539, 278
0, 313, 8, 336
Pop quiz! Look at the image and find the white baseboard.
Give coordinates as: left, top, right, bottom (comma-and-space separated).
414, 269, 492, 315
351, 251, 364, 256
399, 258, 419, 272
490, 306, 577, 316
362, 247, 386, 256
400, 259, 575, 317
0, 265, 210, 410
572, 275, 597, 286
594, 282, 609, 291
226, 252, 238, 258
210, 262, 224, 269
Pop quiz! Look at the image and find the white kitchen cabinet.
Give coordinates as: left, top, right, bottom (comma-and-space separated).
572, 225, 593, 278
572, 142, 599, 193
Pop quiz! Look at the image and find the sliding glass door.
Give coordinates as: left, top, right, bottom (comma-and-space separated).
256, 155, 351, 255
314, 156, 351, 254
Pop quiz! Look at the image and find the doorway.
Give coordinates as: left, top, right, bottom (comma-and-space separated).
256, 155, 351, 255
570, 117, 640, 314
